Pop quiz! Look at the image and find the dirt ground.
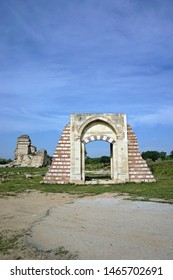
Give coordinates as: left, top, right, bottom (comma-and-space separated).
0, 191, 173, 260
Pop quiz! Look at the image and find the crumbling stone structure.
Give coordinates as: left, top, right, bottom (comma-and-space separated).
44, 113, 155, 184
14, 135, 51, 167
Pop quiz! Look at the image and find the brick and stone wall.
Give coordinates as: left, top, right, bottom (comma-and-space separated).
43, 124, 71, 183
127, 124, 155, 182
43, 114, 155, 184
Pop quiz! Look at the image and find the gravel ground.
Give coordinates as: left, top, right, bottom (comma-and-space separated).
0, 191, 173, 259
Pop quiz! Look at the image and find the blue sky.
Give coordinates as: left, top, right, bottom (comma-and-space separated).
0, 0, 173, 159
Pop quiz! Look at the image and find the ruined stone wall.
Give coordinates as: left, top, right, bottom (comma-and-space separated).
30, 150, 51, 167
14, 135, 51, 167
14, 135, 31, 158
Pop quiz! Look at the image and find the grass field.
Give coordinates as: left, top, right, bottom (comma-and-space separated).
0, 160, 173, 203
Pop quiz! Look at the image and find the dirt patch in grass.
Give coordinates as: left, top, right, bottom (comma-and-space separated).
0, 191, 79, 259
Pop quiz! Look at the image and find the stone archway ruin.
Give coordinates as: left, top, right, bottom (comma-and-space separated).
44, 113, 155, 184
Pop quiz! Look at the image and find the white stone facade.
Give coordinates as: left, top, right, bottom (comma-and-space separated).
70, 113, 129, 183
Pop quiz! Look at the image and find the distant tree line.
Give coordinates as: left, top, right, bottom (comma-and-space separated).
141, 151, 173, 162
0, 158, 12, 165
85, 150, 173, 165
85, 156, 110, 165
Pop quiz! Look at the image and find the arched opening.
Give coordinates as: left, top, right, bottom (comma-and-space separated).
85, 140, 112, 182
80, 119, 117, 183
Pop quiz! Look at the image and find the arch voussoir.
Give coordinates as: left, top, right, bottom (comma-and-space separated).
82, 135, 116, 144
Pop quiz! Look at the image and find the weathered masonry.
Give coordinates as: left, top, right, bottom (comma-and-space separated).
44, 114, 155, 184
14, 135, 51, 167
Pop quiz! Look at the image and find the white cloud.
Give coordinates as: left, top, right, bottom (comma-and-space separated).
129, 106, 173, 127
0, 107, 69, 133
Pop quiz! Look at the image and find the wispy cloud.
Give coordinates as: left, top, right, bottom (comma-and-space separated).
0, 106, 69, 133
129, 105, 173, 127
